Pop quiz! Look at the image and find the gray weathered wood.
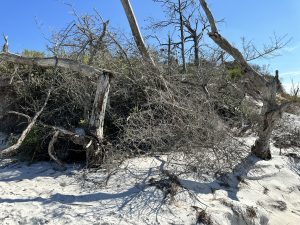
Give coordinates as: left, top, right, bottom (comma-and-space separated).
120, 0, 156, 67
89, 71, 112, 140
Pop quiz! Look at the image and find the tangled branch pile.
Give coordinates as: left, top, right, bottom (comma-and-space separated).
0, 6, 291, 174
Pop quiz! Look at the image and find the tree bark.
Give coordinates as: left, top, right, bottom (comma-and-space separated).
193, 35, 200, 68
120, 0, 156, 67
48, 131, 64, 167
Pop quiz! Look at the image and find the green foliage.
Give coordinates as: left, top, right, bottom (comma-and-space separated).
18, 126, 50, 162
21, 49, 45, 58
227, 66, 244, 80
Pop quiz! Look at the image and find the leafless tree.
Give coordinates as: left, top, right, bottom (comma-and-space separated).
151, 0, 196, 73
199, 0, 294, 159
49, 11, 110, 65
290, 79, 300, 97
241, 34, 290, 62
183, 10, 209, 67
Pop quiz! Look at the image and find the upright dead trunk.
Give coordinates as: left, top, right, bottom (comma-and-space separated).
183, 20, 202, 68
89, 71, 112, 141
192, 33, 200, 68
178, 0, 187, 73
194, 38, 200, 68
167, 34, 173, 75
120, 0, 156, 67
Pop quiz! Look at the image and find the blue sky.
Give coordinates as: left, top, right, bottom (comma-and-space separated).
0, 0, 299, 90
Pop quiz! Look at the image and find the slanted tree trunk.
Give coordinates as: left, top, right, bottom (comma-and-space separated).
120, 0, 156, 67
199, 0, 266, 89
199, 0, 295, 159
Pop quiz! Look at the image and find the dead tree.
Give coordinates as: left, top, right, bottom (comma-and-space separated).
49, 12, 110, 65
0, 52, 113, 165
177, 0, 187, 73
89, 71, 112, 140
183, 13, 209, 68
120, 0, 156, 67
151, 0, 194, 73
199, 0, 292, 159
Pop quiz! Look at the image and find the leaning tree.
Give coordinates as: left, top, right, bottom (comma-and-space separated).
199, 0, 294, 159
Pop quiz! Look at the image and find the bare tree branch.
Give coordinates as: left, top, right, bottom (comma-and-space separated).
48, 131, 65, 167
0, 89, 52, 158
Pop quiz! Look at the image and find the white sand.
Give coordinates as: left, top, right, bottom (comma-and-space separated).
0, 116, 299, 225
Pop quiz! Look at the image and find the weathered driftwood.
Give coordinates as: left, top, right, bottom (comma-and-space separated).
48, 131, 64, 167
89, 71, 112, 140
7, 111, 31, 121
0, 89, 51, 158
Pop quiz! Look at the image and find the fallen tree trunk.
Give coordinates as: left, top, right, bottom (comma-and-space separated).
0, 52, 113, 77
0, 89, 51, 158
